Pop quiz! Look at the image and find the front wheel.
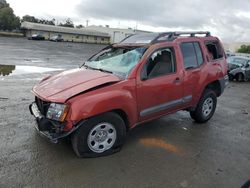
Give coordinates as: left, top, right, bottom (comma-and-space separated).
190, 89, 217, 123
236, 73, 245, 82
228, 74, 234, 81
71, 112, 126, 157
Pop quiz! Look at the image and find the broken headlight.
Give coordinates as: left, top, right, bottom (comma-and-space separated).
46, 103, 69, 122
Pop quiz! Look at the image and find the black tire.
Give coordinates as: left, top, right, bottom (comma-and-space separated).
228, 74, 234, 81
190, 89, 217, 123
71, 112, 126, 158
236, 73, 245, 82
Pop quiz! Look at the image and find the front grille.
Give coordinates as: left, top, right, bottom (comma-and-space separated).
35, 97, 50, 115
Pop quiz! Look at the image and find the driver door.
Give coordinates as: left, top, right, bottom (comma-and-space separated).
136, 46, 185, 122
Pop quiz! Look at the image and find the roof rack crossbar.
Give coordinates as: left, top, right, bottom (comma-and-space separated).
151, 31, 211, 44
151, 32, 175, 43
174, 31, 211, 37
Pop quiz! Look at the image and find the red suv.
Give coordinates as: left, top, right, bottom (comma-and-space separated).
30, 32, 228, 157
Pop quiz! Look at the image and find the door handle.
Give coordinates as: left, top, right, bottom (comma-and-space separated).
173, 77, 181, 83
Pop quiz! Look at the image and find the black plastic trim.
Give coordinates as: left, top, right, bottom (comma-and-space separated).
140, 95, 192, 117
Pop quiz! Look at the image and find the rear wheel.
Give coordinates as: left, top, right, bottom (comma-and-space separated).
71, 112, 126, 157
190, 89, 217, 123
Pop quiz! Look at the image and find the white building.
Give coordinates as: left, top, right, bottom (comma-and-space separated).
21, 22, 110, 44
20, 22, 152, 44
85, 25, 151, 43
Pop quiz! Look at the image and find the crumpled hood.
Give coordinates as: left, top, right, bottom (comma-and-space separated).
33, 68, 121, 103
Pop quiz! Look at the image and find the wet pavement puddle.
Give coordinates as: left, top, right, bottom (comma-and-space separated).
0, 64, 63, 77
139, 138, 185, 156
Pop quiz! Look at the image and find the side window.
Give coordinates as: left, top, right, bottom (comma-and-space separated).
194, 43, 204, 66
145, 48, 176, 79
181, 42, 203, 69
205, 41, 224, 61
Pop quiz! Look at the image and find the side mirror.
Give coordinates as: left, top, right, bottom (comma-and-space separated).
245, 64, 250, 68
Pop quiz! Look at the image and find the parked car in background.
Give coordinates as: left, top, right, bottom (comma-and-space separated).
225, 50, 235, 57
29, 31, 228, 157
28, 34, 45, 40
227, 56, 250, 81
50, 35, 63, 42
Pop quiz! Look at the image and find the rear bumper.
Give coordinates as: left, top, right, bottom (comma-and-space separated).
219, 75, 229, 95
29, 102, 76, 143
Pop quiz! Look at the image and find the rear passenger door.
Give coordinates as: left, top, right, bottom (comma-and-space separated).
180, 42, 204, 103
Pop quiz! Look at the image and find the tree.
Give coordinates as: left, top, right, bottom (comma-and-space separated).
0, 0, 8, 9
22, 15, 38, 23
0, 64, 15, 76
76, 24, 84, 29
237, 45, 250, 54
0, 1, 20, 30
59, 18, 74, 28
37, 18, 55, 25
22, 15, 55, 26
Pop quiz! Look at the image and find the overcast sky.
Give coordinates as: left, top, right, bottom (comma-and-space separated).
7, 0, 250, 42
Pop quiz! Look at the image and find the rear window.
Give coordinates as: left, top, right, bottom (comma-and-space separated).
205, 41, 224, 60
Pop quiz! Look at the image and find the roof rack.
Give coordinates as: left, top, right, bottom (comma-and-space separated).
172, 31, 210, 37
151, 31, 211, 44
117, 31, 211, 45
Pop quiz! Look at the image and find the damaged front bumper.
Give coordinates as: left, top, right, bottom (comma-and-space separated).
29, 102, 78, 143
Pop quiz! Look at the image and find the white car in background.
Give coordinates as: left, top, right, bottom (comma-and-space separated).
50, 35, 63, 42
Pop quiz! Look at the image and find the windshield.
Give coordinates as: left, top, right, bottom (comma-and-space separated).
228, 57, 247, 66
84, 47, 147, 77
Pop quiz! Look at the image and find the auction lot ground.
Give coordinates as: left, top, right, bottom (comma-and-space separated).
0, 37, 249, 188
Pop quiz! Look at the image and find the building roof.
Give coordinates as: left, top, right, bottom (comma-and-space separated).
21, 22, 110, 37
86, 25, 135, 33
86, 25, 152, 34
